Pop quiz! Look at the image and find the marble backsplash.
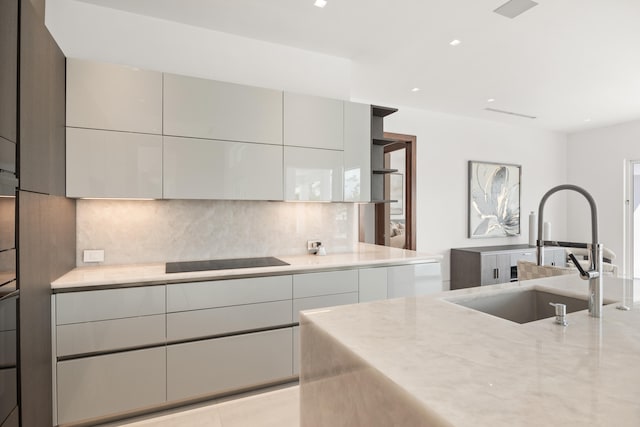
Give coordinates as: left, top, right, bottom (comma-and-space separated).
76, 199, 358, 266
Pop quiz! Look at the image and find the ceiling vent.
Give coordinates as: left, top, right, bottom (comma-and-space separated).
493, 0, 538, 19
485, 107, 537, 119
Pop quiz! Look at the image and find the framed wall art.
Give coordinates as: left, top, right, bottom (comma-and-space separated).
468, 161, 521, 238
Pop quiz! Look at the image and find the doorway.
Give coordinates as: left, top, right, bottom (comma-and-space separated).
370, 133, 416, 250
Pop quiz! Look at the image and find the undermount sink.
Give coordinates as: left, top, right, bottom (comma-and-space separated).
448, 289, 595, 324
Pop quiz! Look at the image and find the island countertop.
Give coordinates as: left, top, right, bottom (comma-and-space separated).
299, 275, 640, 426
51, 243, 441, 291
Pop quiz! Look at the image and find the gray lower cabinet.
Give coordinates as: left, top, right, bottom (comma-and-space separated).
451, 245, 565, 289
166, 328, 293, 401
56, 347, 166, 425
480, 253, 512, 286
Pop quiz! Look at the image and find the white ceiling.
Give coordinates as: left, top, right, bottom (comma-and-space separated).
73, 0, 640, 133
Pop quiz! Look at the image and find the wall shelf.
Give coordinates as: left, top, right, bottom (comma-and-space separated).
372, 137, 400, 146
371, 105, 398, 118
372, 168, 398, 174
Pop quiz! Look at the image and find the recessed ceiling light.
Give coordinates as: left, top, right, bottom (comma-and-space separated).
314, 0, 327, 8
411, 87, 421, 92
449, 39, 461, 46
487, 98, 495, 103
584, 118, 592, 122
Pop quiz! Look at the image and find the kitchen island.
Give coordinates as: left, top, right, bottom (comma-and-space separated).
300, 275, 640, 426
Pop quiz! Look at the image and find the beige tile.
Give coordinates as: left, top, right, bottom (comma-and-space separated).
104, 386, 299, 427
217, 387, 299, 427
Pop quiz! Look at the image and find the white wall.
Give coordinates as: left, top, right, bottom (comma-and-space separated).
45, 0, 351, 99
384, 107, 568, 288
567, 120, 640, 278
45, 0, 571, 283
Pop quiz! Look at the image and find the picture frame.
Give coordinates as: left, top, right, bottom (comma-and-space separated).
468, 160, 521, 238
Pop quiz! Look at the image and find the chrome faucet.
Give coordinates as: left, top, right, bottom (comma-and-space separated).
536, 185, 603, 317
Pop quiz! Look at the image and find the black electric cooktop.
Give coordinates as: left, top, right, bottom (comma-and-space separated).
165, 256, 290, 273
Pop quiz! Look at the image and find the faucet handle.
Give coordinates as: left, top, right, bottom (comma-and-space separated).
568, 253, 599, 280
549, 302, 568, 326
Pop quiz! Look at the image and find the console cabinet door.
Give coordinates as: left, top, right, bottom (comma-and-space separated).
480, 254, 511, 285
66, 58, 162, 134
284, 147, 343, 201
56, 347, 166, 425
284, 92, 343, 150
163, 136, 283, 200
66, 127, 163, 198
343, 101, 371, 202
166, 328, 293, 401
163, 74, 283, 145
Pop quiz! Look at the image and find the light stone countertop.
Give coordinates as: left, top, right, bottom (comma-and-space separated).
51, 243, 441, 291
300, 275, 640, 426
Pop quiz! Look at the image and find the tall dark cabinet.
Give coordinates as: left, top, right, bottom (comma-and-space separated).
0, 0, 75, 426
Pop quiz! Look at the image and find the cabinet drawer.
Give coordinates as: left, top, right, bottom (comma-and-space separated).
163, 74, 283, 144
283, 92, 343, 150
167, 328, 293, 401
0, 368, 17, 423
163, 136, 283, 200
167, 276, 292, 312
0, 331, 16, 367
56, 286, 165, 325
293, 292, 358, 322
510, 251, 536, 266
293, 270, 358, 299
56, 314, 166, 357
66, 127, 163, 199
167, 300, 292, 341
359, 267, 388, 302
57, 347, 166, 425
284, 146, 344, 202
66, 59, 163, 134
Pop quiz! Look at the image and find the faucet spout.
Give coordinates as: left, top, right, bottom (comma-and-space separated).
536, 184, 603, 317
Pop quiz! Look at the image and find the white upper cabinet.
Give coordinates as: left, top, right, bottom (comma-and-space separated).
66, 128, 163, 199
163, 74, 283, 145
284, 92, 343, 150
163, 136, 283, 200
344, 101, 371, 202
66, 58, 162, 134
284, 146, 343, 201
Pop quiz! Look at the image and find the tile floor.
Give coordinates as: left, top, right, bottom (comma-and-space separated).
102, 386, 299, 427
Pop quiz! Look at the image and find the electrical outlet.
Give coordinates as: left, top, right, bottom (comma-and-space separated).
307, 240, 322, 254
83, 249, 105, 263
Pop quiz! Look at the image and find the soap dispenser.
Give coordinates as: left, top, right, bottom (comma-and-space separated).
317, 243, 327, 256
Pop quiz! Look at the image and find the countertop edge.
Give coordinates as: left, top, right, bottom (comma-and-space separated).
51, 248, 443, 292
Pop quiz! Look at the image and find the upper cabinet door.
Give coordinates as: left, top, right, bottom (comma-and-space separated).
163, 136, 283, 200
284, 147, 343, 202
284, 92, 343, 150
0, 0, 18, 145
66, 59, 162, 134
66, 128, 162, 199
344, 102, 371, 202
163, 74, 283, 145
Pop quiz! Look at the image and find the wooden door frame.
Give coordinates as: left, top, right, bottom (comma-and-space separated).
374, 132, 417, 250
